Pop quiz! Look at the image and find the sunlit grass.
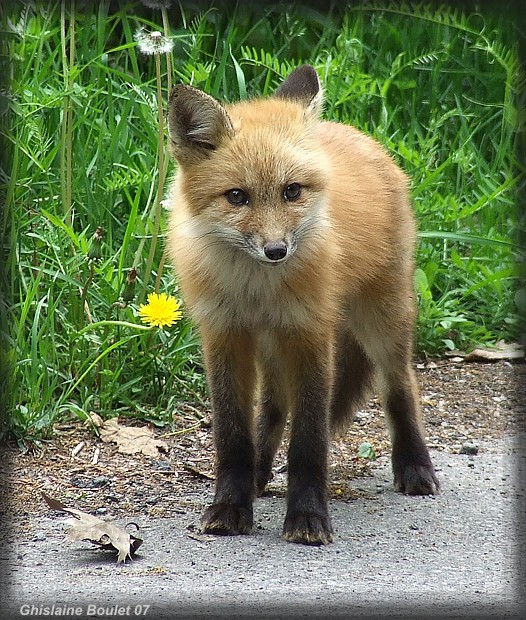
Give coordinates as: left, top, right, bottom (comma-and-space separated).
1, 0, 524, 444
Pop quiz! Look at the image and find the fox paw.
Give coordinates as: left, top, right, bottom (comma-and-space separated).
393, 463, 439, 495
282, 510, 333, 545
201, 503, 253, 536
256, 474, 272, 497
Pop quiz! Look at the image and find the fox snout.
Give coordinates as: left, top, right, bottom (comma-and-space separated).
263, 240, 288, 261
245, 233, 296, 264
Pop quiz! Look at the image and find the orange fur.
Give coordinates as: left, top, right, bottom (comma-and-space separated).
167, 97, 414, 332
165, 66, 438, 545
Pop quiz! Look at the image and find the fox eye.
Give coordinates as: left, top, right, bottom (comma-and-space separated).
283, 183, 302, 201
225, 188, 249, 206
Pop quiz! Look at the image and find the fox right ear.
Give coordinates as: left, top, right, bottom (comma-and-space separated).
274, 65, 323, 115
167, 85, 234, 165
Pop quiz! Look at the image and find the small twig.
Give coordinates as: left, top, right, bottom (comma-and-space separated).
159, 422, 202, 438
183, 464, 215, 481
71, 441, 85, 457
187, 532, 216, 543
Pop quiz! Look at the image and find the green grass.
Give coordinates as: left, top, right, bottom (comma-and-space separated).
1, 0, 524, 446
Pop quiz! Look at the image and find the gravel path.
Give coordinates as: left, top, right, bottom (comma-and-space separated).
1, 360, 525, 619
2, 432, 525, 619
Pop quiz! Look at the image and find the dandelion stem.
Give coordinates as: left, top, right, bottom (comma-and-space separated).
60, 0, 75, 229
141, 52, 166, 298
161, 7, 172, 94
74, 320, 152, 340
153, 251, 167, 294
159, 422, 202, 438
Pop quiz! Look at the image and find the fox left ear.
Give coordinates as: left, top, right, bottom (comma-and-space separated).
167, 84, 234, 166
274, 65, 323, 115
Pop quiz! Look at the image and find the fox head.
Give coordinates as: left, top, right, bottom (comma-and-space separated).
167, 65, 330, 265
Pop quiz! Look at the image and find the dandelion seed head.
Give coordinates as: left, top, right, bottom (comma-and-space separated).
134, 27, 174, 55
141, 0, 173, 9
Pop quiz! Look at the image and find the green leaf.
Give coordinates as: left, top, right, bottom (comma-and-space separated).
358, 442, 377, 460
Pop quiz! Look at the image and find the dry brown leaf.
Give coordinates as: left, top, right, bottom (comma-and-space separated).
464, 341, 525, 363
42, 492, 142, 563
85, 411, 104, 429
98, 418, 168, 457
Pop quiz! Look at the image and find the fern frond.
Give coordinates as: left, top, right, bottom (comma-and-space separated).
239, 46, 293, 79
101, 165, 149, 192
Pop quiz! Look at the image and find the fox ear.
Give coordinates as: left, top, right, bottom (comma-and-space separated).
167, 85, 234, 165
274, 65, 323, 115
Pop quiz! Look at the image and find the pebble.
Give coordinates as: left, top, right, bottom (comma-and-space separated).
90, 475, 110, 488
153, 460, 171, 471
70, 475, 110, 489
460, 442, 479, 455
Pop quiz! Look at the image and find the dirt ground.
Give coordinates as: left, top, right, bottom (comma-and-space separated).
1, 358, 524, 530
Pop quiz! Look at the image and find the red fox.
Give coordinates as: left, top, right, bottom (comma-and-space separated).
166, 65, 439, 545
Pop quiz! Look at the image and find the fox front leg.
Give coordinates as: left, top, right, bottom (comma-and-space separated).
279, 332, 334, 545
199, 329, 257, 536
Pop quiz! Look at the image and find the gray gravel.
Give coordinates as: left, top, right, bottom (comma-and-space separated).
2, 433, 525, 619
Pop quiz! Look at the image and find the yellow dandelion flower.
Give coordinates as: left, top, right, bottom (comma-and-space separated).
138, 292, 182, 328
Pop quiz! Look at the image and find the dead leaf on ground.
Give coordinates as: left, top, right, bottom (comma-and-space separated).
98, 417, 168, 458
463, 341, 525, 363
42, 492, 143, 563
85, 411, 104, 430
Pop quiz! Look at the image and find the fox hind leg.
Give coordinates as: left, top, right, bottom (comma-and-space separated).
380, 363, 439, 495
350, 296, 439, 495
330, 331, 374, 435
254, 340, 290, 496
255, 393, 287, 496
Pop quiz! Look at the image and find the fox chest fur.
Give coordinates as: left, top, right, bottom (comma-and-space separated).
166, 97, 413, 334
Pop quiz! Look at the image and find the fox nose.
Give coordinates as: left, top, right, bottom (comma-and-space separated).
263, 240, 288, 261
